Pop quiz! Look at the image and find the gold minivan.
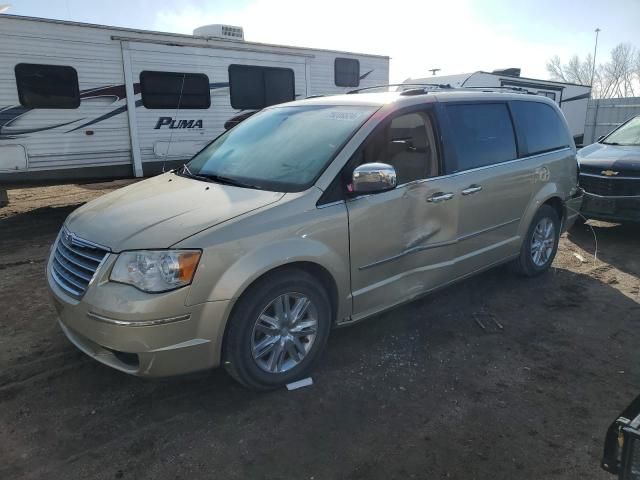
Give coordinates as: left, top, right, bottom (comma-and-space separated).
47, 90, 583, 389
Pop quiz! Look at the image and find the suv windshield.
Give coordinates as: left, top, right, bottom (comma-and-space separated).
185, 104, 378, 192
602, 115, 640, 146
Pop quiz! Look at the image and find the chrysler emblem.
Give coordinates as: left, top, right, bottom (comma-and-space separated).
601, 170, 619, 176
63, 230, 78, 247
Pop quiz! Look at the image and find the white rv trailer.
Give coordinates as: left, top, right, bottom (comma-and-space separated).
403, 69, 591, 145
0, 15, 389, 188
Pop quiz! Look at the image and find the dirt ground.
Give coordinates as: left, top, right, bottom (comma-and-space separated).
1, 182, 639, 480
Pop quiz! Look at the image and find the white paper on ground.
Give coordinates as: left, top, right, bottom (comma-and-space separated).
286, 377, 313, 391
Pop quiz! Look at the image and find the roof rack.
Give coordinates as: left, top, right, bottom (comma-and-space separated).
461, 86, 536, 94
346, 83, 537, 96
346, 83, 453, 94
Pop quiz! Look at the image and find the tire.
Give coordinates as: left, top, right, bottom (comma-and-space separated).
223, 268, 332, 390
512, 205, 561, 277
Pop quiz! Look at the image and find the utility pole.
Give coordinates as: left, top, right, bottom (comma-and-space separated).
428, 68, 441, 76
590, 28, 600, 86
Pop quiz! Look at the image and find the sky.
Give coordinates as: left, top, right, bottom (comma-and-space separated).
4, 0, 640, 83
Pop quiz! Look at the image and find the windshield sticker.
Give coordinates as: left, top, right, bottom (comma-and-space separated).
327, 111, 363, 121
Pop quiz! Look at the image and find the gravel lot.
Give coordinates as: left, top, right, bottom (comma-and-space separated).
1, 182, 639, 480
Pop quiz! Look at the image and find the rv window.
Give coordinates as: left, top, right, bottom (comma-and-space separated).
15, 63, 80, 109
446, 103, 517, 171
228, 65, 295, 110
510, 101, 570, 156
334, 58, 360, 87
140, 71, 210, 109
538, 91, 556, 101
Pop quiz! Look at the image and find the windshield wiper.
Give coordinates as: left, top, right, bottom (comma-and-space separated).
179, 164, 263, 189
200, 173, 263, 190
178, 163, 217, 183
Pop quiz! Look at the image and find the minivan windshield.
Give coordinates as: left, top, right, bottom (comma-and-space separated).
602, 115, 640, 146
185, 104, 378, 191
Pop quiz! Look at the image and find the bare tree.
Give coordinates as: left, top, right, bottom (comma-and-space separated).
548, 43, 640, 98
546, 55, 566, 82
546, 54, 593, 85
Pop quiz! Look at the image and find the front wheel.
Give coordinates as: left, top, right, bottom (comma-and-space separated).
223, 268, 332, 390
512, 205, 561, 276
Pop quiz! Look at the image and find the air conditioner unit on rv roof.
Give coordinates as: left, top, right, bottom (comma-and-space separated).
193, 24, 244, 41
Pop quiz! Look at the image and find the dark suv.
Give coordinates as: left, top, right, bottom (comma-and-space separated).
578, 115, 640, 224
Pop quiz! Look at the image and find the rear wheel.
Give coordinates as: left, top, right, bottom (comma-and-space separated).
223, 268, 331, 390
512, 205, 560, 276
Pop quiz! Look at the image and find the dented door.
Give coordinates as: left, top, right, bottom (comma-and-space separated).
347, 176, 460, 320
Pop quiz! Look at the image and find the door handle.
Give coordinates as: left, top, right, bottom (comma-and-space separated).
427, 192, 454, 203
461, 185, 483, 196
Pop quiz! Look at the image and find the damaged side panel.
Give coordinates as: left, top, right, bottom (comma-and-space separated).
346, 176, 460, 320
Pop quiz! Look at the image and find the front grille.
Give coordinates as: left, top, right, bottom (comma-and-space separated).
579, 164, 640, 178
579, 174, 640, 197
50, 228, 109, 298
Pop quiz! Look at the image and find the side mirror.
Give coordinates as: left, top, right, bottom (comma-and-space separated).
598, 135, 605, 142
352, 163, 397, 194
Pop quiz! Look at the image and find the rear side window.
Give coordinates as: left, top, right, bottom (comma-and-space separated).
228, 65, 295, 110
15, 63, 80, 109
140, 71, 211, 109
334, 58, 360, 87
446, 103, 517, 171
510, 101, 570, 155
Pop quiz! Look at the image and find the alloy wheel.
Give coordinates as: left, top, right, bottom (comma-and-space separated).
250, 293, 318, 373
530, 217, 556, 267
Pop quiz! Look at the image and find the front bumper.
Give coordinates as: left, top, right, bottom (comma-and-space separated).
47, 255, 232, 378
581, 193, 640, 223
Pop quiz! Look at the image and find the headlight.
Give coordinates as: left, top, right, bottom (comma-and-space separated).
110, 250, 201, 293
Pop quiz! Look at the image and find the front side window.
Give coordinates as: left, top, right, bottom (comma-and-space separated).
228, 65, 295, 110
446, 103, 517, 172
334, 58, 360, 87
140, 71, 210, 109
15, 63, 80, 109
186, 104, 377, 192
602, 115, 640, 146
353, 110, 439, 185
510, 101, 571, 155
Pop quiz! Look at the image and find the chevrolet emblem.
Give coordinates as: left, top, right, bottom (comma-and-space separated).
601, 170, 619, 177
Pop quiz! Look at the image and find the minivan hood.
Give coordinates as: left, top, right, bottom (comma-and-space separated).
65, 173, 285, 251
578, 142, 640, 170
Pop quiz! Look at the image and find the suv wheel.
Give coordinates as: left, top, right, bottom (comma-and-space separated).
513, 205, 561, 276
223, 268, 331, 390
